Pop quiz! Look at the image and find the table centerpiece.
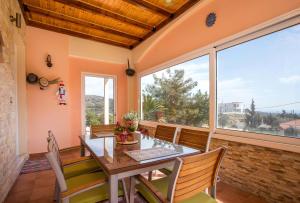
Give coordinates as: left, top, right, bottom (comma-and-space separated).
114, 112, 139, 144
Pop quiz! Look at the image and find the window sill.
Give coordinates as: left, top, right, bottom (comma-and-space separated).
139, 120, 300, 153
139, 120, 210, 132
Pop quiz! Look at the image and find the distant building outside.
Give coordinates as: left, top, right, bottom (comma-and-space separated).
218, 102, 245, 114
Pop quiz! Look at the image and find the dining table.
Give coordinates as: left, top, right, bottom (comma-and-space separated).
79, 132, 200, 203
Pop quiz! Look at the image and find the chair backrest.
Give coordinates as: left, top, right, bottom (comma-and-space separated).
47, 130, 63, 168
178, 128, 211, 152
154, 125, 177, 143
91, 124, 116, 137
46, 151, 67, 192
168, 147, 226, 202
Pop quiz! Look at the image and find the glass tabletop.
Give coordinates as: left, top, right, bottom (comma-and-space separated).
81, 132, 200, 174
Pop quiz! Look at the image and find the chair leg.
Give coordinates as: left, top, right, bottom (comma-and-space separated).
211, 185, 217, 199
148, 171, 153, 181
80, 141, 85, 157
121, 178, 129, 203
54, 180, 60, 201
129, 176, 136, 203
61, 197, 69, 203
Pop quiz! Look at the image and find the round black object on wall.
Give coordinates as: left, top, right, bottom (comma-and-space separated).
126, 68, 135, 76
26, 73, 38, 84
206, 12, 216, 27
125, 59, 135, 76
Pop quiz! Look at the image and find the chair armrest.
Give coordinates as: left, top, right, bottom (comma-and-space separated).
136, 175, 168, 203
61, 156, 92, 166
158, 168, 172, 176
60, 177, 106, 198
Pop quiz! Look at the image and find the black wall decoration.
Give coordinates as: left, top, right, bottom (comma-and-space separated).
206, 12, 216, 27
125, 59, 135, 76
46, 54, 53, 68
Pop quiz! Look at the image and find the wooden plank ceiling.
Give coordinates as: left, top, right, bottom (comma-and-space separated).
19, 0, 201, 49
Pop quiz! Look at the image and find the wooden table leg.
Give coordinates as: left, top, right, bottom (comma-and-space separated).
80, 140, 85, 157
109, 175, 118, 203
129, 176, 136, 203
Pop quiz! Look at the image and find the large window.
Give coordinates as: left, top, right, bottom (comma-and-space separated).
217, 24, 300, 138
83, 74, 115, 132
141, 55, 209, 128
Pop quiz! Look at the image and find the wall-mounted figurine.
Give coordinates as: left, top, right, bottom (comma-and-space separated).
57, 81, 67, 105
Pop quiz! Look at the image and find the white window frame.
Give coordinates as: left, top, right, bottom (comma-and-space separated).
81, 72, 117, 135
138, 9, 300, 153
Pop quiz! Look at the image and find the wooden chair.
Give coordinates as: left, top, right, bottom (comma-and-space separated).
48, 131, 102, 201
132, 147, 227, 203
155, 125, 177, 143
90, 124, 116, 138
178, 128, 212, 152
148, 125, 177, 180
46, 151, 127, 203
159, 128, 212, 176
47, 130, 100, 179
47, 131, 130, 202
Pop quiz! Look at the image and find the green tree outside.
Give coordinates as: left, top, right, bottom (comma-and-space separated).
142, 69, 209, 127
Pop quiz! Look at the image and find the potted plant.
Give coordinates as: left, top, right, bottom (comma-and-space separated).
114, 121, 124, 135
123, 112, 139, 132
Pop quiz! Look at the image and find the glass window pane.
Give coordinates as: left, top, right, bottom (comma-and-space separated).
141, 55, 209, 128
217, 24, 300, 138
84, 76, 116, 131
85, 76, 105, 127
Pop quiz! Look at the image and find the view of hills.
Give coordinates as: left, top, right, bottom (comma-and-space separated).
85, 95, 114, 115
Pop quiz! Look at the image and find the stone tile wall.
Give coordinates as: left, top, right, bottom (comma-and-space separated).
0, 0, 27, 202
138, 124, 300, 203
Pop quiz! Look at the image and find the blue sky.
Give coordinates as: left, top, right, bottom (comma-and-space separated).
217, 24, 300, 113
142, 24, 300, 113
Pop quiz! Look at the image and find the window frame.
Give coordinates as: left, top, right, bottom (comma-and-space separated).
138, 9, 300, 153
81, 72, 117, 135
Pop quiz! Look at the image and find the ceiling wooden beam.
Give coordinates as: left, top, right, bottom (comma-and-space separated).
27, 18, 131, 49
124, 0, 172, 16
131, 0, 201, 48
52, 0, 153, 30
18, 0, 29, 24
25, 4, 142, 41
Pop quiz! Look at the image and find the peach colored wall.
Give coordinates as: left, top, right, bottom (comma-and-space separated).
69, 56, 128, 146
26, 27, 128, 153
26, 27, 71, 153
134, 0, 300, 71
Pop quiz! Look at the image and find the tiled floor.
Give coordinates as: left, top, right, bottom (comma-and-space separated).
5, 148, 268, 203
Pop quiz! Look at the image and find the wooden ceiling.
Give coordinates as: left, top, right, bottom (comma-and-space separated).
18, 0, 201, 49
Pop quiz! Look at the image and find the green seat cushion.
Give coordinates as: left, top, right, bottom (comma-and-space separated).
66, 171, 106, 190
67, 172, 123, 203
137, 176, 217, 203
70, 184, 123, 203
63, 159, 100, 179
